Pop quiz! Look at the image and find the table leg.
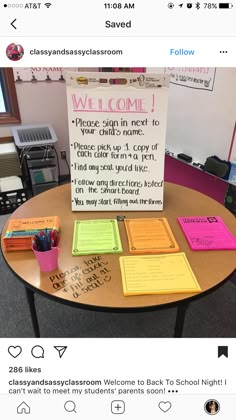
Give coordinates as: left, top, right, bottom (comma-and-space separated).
174, 302, 189, 337
25, 287, 40, 338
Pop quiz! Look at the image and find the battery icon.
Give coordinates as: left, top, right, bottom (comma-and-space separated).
219, 3, 233, 7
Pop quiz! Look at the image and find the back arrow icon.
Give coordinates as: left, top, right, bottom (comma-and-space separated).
11, 19, 17, 29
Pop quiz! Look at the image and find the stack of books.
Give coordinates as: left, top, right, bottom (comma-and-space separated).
3, 216, 60, 251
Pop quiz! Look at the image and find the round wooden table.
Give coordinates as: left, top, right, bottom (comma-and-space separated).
1, 182, 236, 337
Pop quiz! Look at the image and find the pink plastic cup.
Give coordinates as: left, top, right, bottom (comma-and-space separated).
32, 246, 59, 272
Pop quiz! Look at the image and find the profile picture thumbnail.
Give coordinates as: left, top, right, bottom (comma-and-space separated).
6, 43, 24, 61
204, 399, 220, 415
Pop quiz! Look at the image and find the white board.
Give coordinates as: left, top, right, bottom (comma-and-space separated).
66, 72, 169, 211
148, 67, 236, 163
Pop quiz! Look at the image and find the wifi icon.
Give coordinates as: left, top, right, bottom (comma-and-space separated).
45, 2, 52, 8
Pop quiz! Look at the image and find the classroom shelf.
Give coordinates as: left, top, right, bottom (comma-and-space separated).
22, 145, 59, 196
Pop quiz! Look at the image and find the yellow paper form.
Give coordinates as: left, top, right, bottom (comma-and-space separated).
120, 253, 201, 296
124, 218, 179, 253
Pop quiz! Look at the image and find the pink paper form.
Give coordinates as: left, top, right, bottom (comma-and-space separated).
178, 216, 236, 250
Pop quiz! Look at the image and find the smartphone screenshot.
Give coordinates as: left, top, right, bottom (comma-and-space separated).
0, 1, 236, 418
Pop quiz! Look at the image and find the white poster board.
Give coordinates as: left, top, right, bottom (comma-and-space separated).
66, 72, 169, 211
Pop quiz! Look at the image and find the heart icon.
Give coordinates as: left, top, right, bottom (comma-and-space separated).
8, 346, 22, 358
158, 401, 172, 413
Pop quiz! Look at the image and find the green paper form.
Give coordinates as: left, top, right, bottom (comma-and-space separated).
72, 219, 123, 256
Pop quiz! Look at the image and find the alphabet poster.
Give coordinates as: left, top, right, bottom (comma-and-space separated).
66, 72, 169, 211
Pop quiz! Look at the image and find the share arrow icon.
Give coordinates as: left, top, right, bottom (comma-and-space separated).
54, 346, 67, 358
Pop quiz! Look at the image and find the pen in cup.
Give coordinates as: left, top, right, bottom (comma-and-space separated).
32, 229, 60, 251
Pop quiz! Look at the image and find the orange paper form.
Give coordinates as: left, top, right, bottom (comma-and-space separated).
119, 253, 201, 296
124, 218, 179, 253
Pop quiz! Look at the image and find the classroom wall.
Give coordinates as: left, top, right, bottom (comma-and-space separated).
147, 67, 236, 163
0, 81, 70, 175
1, 67, 236, 175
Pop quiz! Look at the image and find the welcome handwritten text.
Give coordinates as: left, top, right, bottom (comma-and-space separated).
71, 94, 154, 113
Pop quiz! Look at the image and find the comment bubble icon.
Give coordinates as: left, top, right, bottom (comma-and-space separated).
31, 345, 44, 358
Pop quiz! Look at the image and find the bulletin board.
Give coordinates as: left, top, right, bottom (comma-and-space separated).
66, 72, 169, 211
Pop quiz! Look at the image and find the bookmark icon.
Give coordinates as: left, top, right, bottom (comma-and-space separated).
218, 346, 228, 358
54, 346, 67, 358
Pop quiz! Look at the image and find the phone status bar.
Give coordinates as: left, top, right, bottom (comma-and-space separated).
167, 2, 234, 8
